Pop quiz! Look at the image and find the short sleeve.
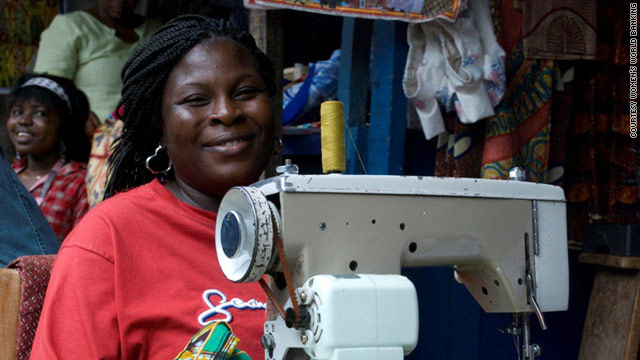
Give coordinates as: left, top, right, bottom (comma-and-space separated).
34, 14, 80, 79
30, 215, 120, 358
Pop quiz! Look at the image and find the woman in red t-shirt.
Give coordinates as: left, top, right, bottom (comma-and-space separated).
31, 15, 277, 359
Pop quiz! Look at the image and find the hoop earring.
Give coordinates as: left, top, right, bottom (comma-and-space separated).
145, 144, 173, 175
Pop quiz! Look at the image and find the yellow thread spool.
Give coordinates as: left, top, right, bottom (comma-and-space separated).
320, 100, 346, 173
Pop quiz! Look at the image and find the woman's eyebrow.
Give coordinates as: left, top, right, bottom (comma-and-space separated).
236, 73, 260, 81
179, 81, 208, 88
179, 73, 262, 88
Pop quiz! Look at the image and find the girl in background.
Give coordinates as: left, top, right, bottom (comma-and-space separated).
6, 73, 91, 241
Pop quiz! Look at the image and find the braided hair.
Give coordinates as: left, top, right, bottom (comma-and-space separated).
104, 15, 276, 199
9, 73, 91, 163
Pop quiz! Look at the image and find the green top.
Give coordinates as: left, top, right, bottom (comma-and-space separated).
34, 11, 161, 122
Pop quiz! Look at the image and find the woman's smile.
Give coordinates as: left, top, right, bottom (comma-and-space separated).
205, 132, 256, 155
14, 130, 35, 143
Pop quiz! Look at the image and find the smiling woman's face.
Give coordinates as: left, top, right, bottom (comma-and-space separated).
161, 38, 275, 198
7, 98, 62, 158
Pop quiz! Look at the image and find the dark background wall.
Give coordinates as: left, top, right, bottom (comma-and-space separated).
282, 10, 343, 68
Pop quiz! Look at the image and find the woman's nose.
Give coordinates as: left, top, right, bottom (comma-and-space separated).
16, 113, 32, 125
210, 97, 240, 125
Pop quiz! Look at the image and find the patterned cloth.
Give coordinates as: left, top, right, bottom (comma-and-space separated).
434, 0, 556, 181
434, 0, 639, 249
480, 45, 554, 182
551, 0, 639, 246
432, 0, 503, 177
7, 255, 56, 360
0, 0, 59, 88
13, 159, 89, 241
86, 111, 123, 207
175, 322, 252, 360
434, 112, 485, 177
522, 0, 597, 60
246, 0, 466, 22
596, 0, 629, 65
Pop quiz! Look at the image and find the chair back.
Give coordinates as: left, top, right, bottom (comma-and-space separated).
0, 255, 56, 360
0, 268, 20, 360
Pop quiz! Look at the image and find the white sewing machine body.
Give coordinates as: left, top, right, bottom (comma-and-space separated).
215, 174, 569, 360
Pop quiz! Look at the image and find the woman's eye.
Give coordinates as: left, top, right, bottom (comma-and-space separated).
234, 88, 259, 99
183, 96, 210, 106
10, 109, 22, 116
35, 111, 48, 118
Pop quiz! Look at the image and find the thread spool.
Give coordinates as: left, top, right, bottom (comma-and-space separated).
320, 101, 346, 173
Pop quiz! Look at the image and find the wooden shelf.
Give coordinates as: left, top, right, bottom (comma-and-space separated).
578, 252, 640, 360
579, 252, 640, 270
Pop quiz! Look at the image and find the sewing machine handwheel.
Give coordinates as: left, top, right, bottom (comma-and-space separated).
215, 186, 276, 283
220, 211, 243, 258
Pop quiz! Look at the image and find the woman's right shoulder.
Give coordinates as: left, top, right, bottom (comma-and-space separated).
48, 11, 102, 32
90, 182, 159, 219
60, 182, 160, 253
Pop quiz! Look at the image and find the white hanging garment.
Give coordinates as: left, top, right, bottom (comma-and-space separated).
402, 0, 506, 140
403, 22, 447, 140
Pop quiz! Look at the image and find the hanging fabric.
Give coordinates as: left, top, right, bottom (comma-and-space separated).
403, 0, 506, 140
522, 0, 597, 60
0, 0, 59, 88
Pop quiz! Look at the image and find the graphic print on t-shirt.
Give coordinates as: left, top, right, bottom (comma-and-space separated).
198, 289, 266, 325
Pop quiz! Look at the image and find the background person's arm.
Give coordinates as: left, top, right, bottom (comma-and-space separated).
0, 147, 58, 266
34, 14, 80, 79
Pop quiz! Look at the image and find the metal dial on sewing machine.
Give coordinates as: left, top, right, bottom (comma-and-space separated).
215, 186, 277, 282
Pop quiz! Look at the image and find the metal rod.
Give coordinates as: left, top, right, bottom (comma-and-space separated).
521, 313, 531, 360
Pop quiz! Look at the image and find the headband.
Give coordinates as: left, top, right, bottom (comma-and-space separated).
21, 77, 72, 111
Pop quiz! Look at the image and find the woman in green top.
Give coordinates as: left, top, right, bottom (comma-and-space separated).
34, 0, 161, 133
34, 0, 161, 206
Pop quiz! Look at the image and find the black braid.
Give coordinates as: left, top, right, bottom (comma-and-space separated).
103, 15, 276, 199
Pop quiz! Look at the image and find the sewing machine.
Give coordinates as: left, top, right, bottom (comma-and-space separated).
214, 172, 569, 360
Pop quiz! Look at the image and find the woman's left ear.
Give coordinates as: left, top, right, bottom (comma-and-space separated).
273, 137, 283, 155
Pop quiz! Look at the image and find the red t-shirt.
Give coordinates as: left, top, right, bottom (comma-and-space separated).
31, 180, 266, 359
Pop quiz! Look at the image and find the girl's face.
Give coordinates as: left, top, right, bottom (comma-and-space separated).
7, 98, 62, 158
161, 38, 275, 198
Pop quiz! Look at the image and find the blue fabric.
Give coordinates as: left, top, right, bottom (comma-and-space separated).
283, 64, 315, 126
0, 147, 59, 267
282, 50, 341, 125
